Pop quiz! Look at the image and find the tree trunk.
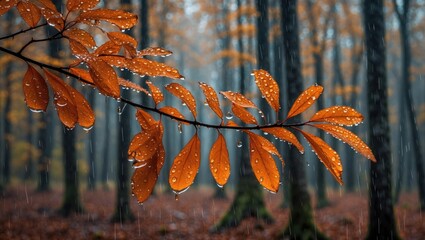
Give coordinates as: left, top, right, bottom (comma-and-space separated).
278, 1, 327, 239
363, 0, 400, 239
394, 0, 425, 210
87, 90, 96, 190
101, 99, 111, 190
111, 0, 135, 223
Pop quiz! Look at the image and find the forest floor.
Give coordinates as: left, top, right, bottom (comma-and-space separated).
0, 186, 424, 240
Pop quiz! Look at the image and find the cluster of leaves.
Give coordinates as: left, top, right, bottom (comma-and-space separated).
0, 0, 376, 204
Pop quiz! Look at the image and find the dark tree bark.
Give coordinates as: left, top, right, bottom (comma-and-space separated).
393, 0, 425, 211
363, 0, 401, 239
278, 1, 327, 239
86, 90, 96, 191
101, 99, 111, 190
111, 0, 135, 223
2, 11, 14, 186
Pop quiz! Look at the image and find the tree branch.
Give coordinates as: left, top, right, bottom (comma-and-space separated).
0, 45, 309, 131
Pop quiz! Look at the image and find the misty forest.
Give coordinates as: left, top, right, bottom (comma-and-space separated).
0, 0, 424, 239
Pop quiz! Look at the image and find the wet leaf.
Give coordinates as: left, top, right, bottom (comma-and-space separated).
126, 58, 184, 79
0, 0, 17, 16
67, 0, 99, 11
69, 40, 90, 59
287, 84, 323, 119
64, 28, 96, 49
22, 65, 49, 112
128, 126, 160, 164
69, 67, 94, 84
44, 70, 78, 128
198, 82, 223, 119
64, 84, 95, 129
310, 106, 364, 126
263, 127, 304, 153
107, 32, 137, 48
146, 81, 164, 106
38, 0, 64, 31
298, 129, 343, 184
131, 160, 158, 203
16, 1, 41, 27
165, 83, 197, 118
209, 133, 230, 187
314, 124, 376, 162
139, 47, 173, 57
118, 78, 150, 96
220, 91, 257, 109
169, 134, 201, 192
87, 59, 120, 98
232, 104, 257, 125
247, 132, 283, 162
77, 9, 138, 30
94, 41, 121, 56
252, 69, 280, 112
136, 109, 157, 130
159, 106, 189, 125
248, 133, 280, 193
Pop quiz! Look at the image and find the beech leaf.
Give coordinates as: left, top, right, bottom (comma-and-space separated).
77, 9, 138, 30
287, 84, 323, 119
159, 106, 189, 125
220, 91, 257, 109
262, 127, 304, 154
139, 47, 173, 57
209, 133, 230, 187
252, 69, 280, 112
310, 106, 364, 126
64, 29, 96, 49
87, 59, 120, 98
232, 104, 257, 125
298, 129, 343, 184
169, 134, 201, 192
314, 124, 376, 162
0, 0, 17, 16
23, 65, 49, 112
146, 81, 164, 106
67, 0, 99, 11
165, 83, 197, 118
17, 1, 41, 27
248, 133, 280, 193
198, 82, 223, 119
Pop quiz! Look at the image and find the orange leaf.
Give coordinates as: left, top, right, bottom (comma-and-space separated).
17, 1, 41, 27
247, 132, 283, 162
125, 58, 184, 79
64, 28, 96, 49
67, 0, 99, 11
77, 9, 138, 30
159, 106, 189, 125
286, 84, 323, 119
263, 127, 304, 154
220, 91, 257, 109
69, 67, 94, 84
248, 133, 280, 193
155, 140, 166, 173
136, 109, 158, 130
232, 104, 257, 125
252, 69, 280, 112
38, 0, 64, 31
118, 78, 150, 96
226, 120, 239, 127
209, 133, 230, 187
310, 106, 364, 126
44, 70, 78, 128
94, 41, 121, 56
169, 134, 201, 192
107, 32, 137, 48
0, 0, 17, 16
298, 129, 343, 184
314, 124, 376, 162
139, 47, 173, 57
69, 40, 90, 60
87, 59, 120, 98
131, 160, 159, 203
64, 84, 95, 129
146, 81, 164, 106
165, 83, 197, 118
199, 82, 223, 119
128, 126, 160, 164
22, 65, 49, 112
